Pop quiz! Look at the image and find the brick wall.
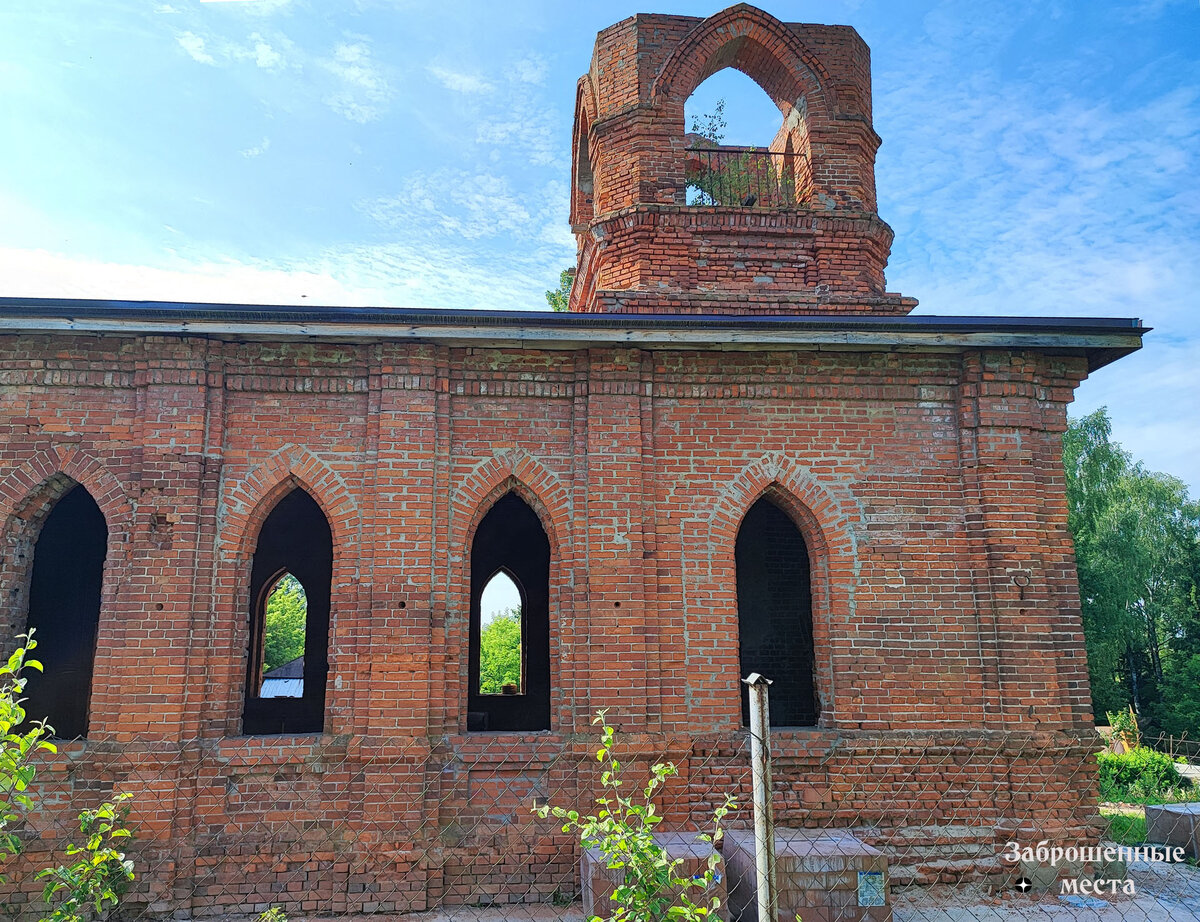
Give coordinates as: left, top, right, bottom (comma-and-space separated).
0, 332, 1100, 913
570, 6, 905, 314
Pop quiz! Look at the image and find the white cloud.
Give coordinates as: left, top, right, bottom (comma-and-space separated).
428, 64, 493, 94
177, 32, 216, 65
360, 171, 551, 241
506, 55, 547, 86
199, 0, 292, 8
249, 33, 284, 70
872, 0, 1200, 493
318, 42, 392, 123
1113, 0, 1193, 22
0, 247, 373, 307
476, 95, 562, 167
240, 137, 271, 158
174, 28, 290, 72
0, 237, 572, 315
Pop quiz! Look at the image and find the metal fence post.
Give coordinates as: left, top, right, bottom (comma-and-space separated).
743, 673, 777, 922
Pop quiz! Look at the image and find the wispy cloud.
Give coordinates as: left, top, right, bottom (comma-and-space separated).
240, 137, 270, 158
506, 54, 546, 86
476, 94, 562, 167
874, 0, 1200, 491
428, 63, 493, 94
358, 172, 568, 242
174, 27, 289, 71
0, 234, 571, 314
199, 0, 292, 10
318, 41, 392, 123
0, 246, 370, 306
248, 33, 284, 70
177, 31, 215, 65
1113, 0, 1194, 22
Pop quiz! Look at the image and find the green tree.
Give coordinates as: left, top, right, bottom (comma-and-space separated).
479, 608, 522, 694
546, 268, 575, 312
263, 574, 306, 673
1064, 409, 1200, 731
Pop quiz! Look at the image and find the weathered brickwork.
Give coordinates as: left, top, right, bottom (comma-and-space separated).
0, 3, 1143, 915
570, 6, 913, 314
0, 332, 1109, 912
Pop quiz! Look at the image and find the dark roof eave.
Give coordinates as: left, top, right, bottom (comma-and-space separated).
0, 297, 1148, 373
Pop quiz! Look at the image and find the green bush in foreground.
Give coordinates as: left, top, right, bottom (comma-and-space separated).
1098, 746, 1193, 803
535, 712, 735, 922
0, 633, 135, 921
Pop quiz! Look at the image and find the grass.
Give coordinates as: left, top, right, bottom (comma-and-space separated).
1101, 806, 1148, 845
1099, 784, 1200, 805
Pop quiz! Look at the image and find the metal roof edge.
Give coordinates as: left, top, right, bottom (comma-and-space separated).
0, 297, 1148, 372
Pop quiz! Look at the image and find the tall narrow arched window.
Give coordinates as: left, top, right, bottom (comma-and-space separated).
242, 488, 332, 736
468, 492, 550, 732
735, 496, 817, 728
23, 484, 107, 739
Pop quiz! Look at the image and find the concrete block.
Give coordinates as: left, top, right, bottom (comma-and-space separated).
1146, 803, 1200, 858
723, 828, 891, 922
582, 832, 728, 921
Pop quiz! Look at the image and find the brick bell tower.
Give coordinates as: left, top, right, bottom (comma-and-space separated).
569, 3, 916, 316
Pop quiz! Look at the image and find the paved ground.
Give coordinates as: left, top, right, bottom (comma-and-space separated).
892, 859, 1200, 921
255, 858, 1200, 922
1178, 764, 1200, 784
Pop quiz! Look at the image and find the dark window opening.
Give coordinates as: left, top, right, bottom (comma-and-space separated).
23, 485, 107, 739
243, 489, 331, 736
467, 493, 549, 732
736, 497, 817, 728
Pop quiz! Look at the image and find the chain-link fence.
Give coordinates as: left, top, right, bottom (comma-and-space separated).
4, 716, 1200, 922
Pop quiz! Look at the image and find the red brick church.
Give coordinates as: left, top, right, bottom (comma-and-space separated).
0, 4, 1144, 916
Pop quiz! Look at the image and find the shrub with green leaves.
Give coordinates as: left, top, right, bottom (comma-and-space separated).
0, 636, 58, 881
535, 712, 735, 922
1098, 746, 1193, 802
1105, 707, 1140, 748
0, 632, 135, 921
38, 794, 134, 922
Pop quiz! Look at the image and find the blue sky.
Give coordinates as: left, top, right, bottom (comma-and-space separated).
1, 0, 1197, 492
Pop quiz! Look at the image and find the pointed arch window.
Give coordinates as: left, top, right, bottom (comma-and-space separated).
243, 488, 331, 736
23, 484, 107, 739
683, 65, 811, 208
468, 492, 550, 732
735, 496, 818, 728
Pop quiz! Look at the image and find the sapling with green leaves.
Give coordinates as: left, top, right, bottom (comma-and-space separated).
37, 794, 134, 922
535, 711, 735, 922
0, 633, 58, 881
0, 631, 135, 921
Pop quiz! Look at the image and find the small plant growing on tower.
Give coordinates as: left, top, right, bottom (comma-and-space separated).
534, 711, 735, 922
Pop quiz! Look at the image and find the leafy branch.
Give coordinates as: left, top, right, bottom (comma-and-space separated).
535, 711, 735, 922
